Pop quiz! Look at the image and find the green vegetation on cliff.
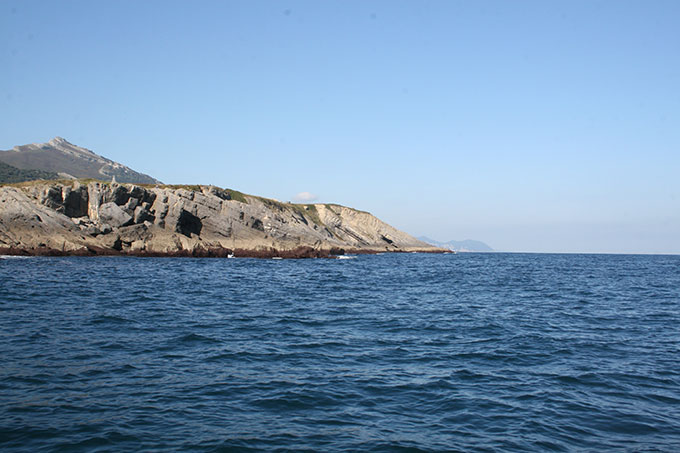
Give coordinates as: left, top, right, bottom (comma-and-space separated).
291, 204, 323, 227
0, 161, 59, 184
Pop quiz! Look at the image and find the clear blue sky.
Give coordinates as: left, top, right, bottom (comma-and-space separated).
2, 1, 679, 253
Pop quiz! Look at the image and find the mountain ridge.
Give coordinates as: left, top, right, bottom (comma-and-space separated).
0, 137, 161, 184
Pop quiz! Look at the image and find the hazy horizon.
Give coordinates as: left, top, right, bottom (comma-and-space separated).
2, 1, 678, 254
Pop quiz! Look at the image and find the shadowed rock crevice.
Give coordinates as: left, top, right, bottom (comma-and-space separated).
250, 218, 264, 231
175, 209, 202, 237
61, 186, 89, 217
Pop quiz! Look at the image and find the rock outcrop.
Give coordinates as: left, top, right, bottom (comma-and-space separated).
0, 181, 442, 257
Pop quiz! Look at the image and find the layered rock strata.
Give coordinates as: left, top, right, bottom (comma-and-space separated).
0, 181, 442, 257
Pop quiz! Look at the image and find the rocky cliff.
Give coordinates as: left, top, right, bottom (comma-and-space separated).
0, 181, 441, 257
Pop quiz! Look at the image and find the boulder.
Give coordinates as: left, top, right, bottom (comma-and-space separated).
98, 202, 133, 228
133, 206, 155, 224
83, 226, 101, 236
124, 197, 140, 212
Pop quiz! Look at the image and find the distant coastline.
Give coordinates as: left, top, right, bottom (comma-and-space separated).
418, 236, 494, 253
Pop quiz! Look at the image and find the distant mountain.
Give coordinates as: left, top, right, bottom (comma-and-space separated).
0, 137, 161, 184
418, 236, 494, 252
0, 161, 58, 184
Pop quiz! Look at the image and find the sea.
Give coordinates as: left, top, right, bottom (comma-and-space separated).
1, 253, 679, 452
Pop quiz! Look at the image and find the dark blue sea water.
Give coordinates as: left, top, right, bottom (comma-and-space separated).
1, 253, 679, 452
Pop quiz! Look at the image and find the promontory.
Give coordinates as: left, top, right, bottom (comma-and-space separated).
0, 138, 441, 258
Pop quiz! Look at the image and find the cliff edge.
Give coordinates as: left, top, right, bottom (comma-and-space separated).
0, 181, 442, 257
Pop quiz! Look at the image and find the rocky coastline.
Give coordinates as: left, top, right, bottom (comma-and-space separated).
0, 245, 444, 259
0, 180, 444, 259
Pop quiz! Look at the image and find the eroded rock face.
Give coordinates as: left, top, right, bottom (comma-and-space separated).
0, 181, 441, 255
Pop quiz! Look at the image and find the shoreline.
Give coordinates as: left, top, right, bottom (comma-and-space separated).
0, 246, 447, 259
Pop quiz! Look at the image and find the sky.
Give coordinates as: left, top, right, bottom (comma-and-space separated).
1, 1, 679, 254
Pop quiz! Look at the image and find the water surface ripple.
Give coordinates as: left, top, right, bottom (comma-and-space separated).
1, 253, 679, 451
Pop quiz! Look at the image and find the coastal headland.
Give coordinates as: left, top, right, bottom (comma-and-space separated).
0, 180, 443, 258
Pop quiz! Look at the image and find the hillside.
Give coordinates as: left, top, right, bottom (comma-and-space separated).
0, 180, 442, 257
0, 161, 58, 183
0, 137, 160, 184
